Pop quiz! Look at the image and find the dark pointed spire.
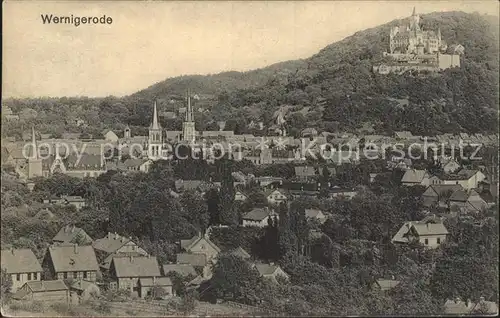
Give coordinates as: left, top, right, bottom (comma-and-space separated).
31, 126, 38, 159
185, 89, 193, 122
151, 100, 160, 130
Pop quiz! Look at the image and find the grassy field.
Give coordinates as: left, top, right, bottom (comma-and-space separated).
2, 299, 253, 317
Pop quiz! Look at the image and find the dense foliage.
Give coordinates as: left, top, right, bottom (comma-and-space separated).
2, 12, 498, 140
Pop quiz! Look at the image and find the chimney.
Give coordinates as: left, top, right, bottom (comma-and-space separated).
74, 243, 78, 254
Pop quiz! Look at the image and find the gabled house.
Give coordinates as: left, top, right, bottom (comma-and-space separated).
305, 209, 327, 224
108, 255, 162, 298
42, 244, 99, 281
180, 233, 221, 263
265, 188, 289, 205
253, 263, 289, 283
441, 169, 486, 190
122, 158, 152, 173
234, 190, 248, 202
1, 249, 43, 293
242, 208, 278, 228
52, 225, 93, 245
178, 233, 221, 278
421, 184, 463, 208
401, 169, 431, 187
92, 232, 148, 265
391, 220, 448, 249
12, 280, 69, 303
449, 189, 489, 213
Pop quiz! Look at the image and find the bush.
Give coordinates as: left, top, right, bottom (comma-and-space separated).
9, 300, 45, 312
91, 300, 111, 314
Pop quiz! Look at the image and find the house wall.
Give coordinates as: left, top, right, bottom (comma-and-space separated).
418, 234, 447, 249
188, 239, 219, 261
242, 217, 269, 228
267, 191, 287, 204
22, 287, 69, 303
56, 271, 97, 282
117, 277, 140, 293
10, 272, 41, 293
234, 193, 247, 201
442, 179, 469, 189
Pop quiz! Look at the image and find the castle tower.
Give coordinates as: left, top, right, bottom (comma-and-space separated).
148, 101, 163, 160
182, 90, 196, 143
410, 7, 420, 32
27, 127, 43, 179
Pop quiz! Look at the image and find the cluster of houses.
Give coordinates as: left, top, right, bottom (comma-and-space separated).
1, 118, 498, 183
401, 159, 497, 214
1, 225, 289, 305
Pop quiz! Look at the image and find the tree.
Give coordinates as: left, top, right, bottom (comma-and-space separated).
218, 161, 237, 225
210, 254, 262, 304
1, 268, 12, 299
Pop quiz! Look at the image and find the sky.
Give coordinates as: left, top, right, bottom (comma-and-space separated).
2, 1, 498, 98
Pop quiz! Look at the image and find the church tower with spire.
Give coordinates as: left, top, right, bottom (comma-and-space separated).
182, 90, 196, 143
27, 127, 43, 179
148, 101, 163, 160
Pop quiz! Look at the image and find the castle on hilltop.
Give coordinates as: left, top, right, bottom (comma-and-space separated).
373, 7, 462, 75
389, 7, 447, 55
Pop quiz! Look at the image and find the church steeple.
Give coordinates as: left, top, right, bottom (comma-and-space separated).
27, 126, 43, 179
185, 90, 193, 122
148, 100, 163, 160
31, 126, 38, 159
412, 6, 416, 16
182, 89, 196, 142
151, 100, 160, 129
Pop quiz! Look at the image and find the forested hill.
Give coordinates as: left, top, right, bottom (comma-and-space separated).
2, 11, 499, 138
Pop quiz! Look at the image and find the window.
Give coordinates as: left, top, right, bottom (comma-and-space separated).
73, 272, 78, 279
28, 273, 32, 280
63, 272, 68, 279
437, 238, 441, 244
425, 239, 429, 245
16, 274, 20, 281
83, 272, 88, 279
